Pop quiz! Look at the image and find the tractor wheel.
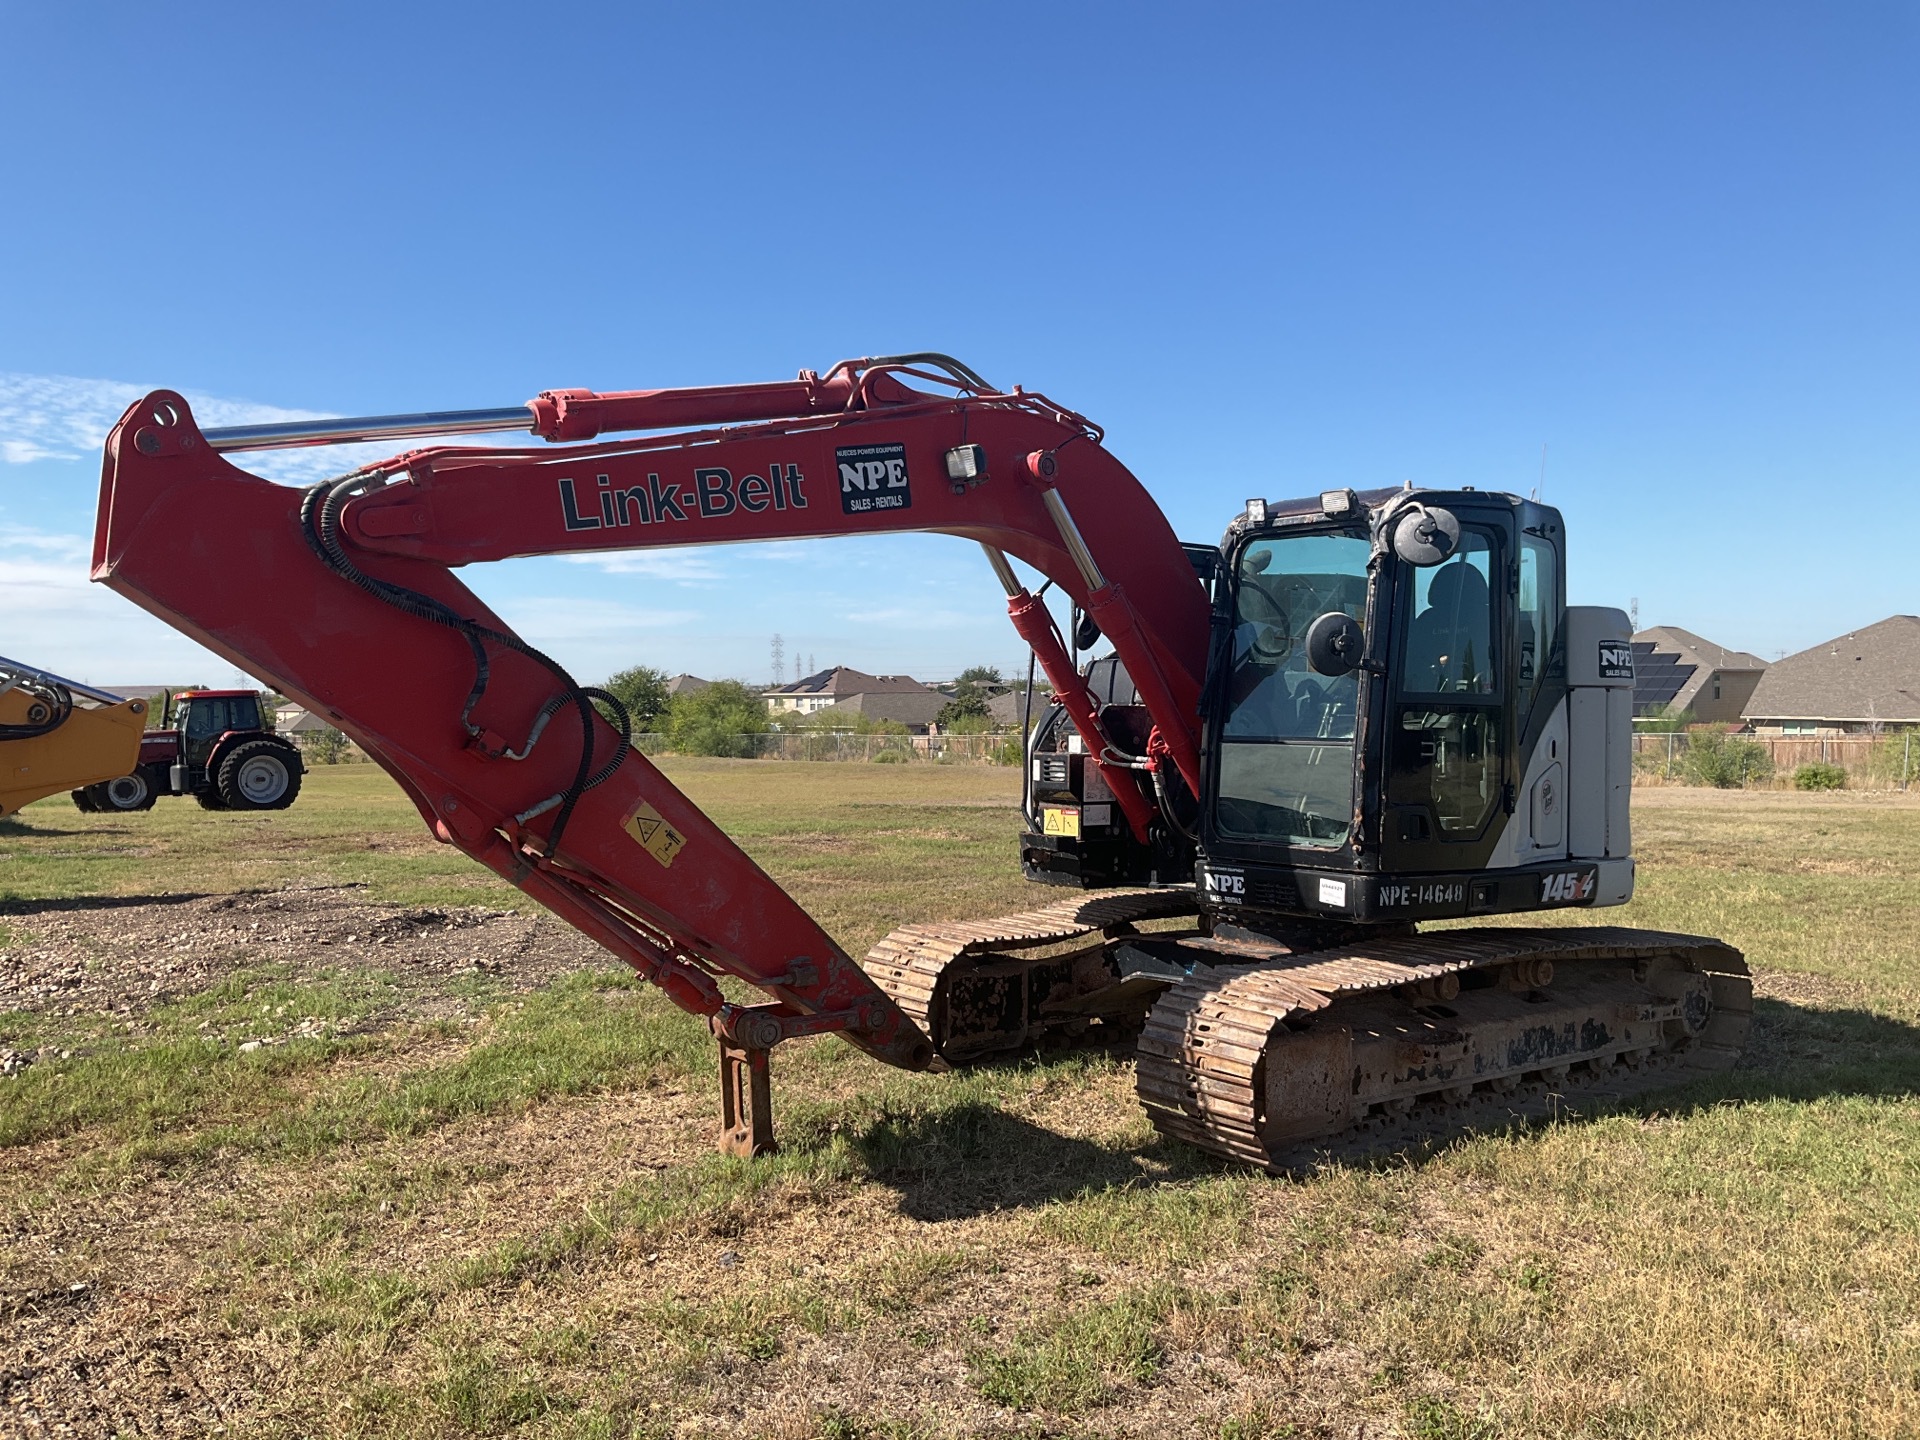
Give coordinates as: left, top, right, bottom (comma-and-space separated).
71, 788, 98, 813
195, 790, 228, 810
217, 740, 303, 811
97, 773, 158, 812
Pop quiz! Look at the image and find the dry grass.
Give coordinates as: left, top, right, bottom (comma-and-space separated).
2, 765, 1919, 1437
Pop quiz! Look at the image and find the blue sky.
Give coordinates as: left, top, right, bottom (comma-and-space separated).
2, 3, 1913, 688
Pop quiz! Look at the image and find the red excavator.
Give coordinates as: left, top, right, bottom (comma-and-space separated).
91, 356, 1750, 1167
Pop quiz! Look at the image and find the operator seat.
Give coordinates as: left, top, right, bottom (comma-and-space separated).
1406, 562, 1492, 693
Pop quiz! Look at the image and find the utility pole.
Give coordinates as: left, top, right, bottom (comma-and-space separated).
771, 633, 785, 685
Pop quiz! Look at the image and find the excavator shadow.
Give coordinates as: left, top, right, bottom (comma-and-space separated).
849, 1100, 1221, 1221
1714, 996, 1920, 1104
842, 997, 1920, 1213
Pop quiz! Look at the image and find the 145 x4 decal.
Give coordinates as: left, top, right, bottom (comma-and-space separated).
1540, 867, 1597, 905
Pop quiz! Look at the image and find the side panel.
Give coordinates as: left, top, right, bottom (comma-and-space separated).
1564, 606, 1634, 862
1567, 689, 1607, 859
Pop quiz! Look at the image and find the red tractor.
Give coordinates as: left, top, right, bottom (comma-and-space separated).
71, 689, 304, 813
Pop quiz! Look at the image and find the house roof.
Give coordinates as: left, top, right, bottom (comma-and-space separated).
1633, 627, 1769, 673
815, 692, 950, 727
274, 707, 336, 733
986, 687, 1051, 725
1630, 626, 1768, 716
1742, 615, 1920, 724
764, 666, 936, 699
665, 674, 710, 695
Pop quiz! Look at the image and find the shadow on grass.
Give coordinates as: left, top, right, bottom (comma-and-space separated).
0, 891, 213, 916
0, 818, 134, 838
850, 1101, 1218, 1220
839, 997, 1920, 1215
1725, 996, 1920, 1101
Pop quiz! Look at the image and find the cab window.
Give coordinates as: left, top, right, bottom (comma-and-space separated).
1401, 534, 1497, 695
184, 699, 229, 738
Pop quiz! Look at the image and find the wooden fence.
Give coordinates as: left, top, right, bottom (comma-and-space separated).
1632, 732, 1916, 789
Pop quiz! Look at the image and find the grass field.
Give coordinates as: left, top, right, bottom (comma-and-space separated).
3, 764, 1919, 1438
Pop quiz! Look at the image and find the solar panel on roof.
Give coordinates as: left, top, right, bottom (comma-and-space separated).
1631, 645, 1695, 715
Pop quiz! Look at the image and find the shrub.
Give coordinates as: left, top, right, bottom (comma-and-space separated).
872, 748, 909, 764
1864, 731, 1919, 789
662, 681, 769, 758
1683, 731, 1774, 788
300, 727, 351, 765
1793, 761, 1848, 791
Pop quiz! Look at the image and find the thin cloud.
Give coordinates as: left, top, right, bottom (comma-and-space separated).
0, 527, 235, 683
559, 551, 727, 583
0, 371, 523, 484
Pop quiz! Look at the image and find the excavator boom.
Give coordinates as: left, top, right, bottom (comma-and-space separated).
91, 359, 1211, 1128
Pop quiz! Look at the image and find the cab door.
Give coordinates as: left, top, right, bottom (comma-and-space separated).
1381, 516, 1515, 871
181, 698, 231, 771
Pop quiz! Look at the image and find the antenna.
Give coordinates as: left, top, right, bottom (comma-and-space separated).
1533, 443, 1547, 502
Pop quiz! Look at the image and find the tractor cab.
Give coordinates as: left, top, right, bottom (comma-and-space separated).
171, 690, 267, 771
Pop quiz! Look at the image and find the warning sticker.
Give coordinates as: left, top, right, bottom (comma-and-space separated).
623, 799, 687, 867
1042, 805, 1081, 839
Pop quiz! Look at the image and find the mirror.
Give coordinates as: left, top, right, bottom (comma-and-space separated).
1305, 611, 1364, 677
1391, 505, 1460, 566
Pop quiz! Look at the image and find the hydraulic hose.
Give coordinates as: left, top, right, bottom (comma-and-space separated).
299, 475, 630, 855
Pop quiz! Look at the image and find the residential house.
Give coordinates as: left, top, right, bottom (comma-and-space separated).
1742, 616, 1920, 735
274, 705, 337, 735
1630, 627, 1769, 724
986, 685, 1052, 729
813, 691, 951, 733
664, 674, 710, 697
762, 667, 940, 715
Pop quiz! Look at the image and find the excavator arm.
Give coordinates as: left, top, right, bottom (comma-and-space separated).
91, 357, 1210, 1144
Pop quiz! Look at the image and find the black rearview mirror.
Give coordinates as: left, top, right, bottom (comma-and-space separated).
1391, 505, 1460, 566
1305, 611, 1364, 677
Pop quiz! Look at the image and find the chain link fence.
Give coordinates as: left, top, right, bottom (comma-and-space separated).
629, 732, 1015, 763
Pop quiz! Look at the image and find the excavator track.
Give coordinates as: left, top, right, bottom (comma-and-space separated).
1136, 925, 1752, 1170
863, 887, 1200, 1063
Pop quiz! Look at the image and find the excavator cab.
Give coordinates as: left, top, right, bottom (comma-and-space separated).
1026, 486, 1635, 933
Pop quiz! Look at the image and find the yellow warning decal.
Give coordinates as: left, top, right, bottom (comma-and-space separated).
623, 799, 687, 867
1042, 805, 1081, 839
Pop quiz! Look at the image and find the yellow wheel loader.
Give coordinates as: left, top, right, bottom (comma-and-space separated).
0, 656, 150, 819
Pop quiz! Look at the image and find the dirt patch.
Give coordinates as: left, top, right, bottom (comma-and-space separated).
0, 886, 614, 1046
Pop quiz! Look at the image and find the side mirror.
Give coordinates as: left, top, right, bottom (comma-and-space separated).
1391, 505, 1460, 566
1305, 611, 1364, 677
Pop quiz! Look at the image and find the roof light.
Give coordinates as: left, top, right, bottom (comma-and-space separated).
1245, 498, 1268, 525
1320, 488, 1358, 518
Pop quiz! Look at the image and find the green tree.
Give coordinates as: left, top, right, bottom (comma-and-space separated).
664, 681, 770, 758
599, 665, 672, 732
938, 668, 1004, 729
